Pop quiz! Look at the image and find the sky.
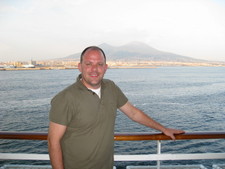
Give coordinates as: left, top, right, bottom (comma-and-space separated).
0, 0, 225, 62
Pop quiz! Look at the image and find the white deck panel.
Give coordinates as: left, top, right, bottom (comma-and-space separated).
0, 165, 116, 169
126, 165, 207, 169
0, 165, 52, 169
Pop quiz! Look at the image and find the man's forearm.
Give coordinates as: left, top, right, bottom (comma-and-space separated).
120, 102, 185, 140
133, 109, 166, 132
48, 143, 64, 169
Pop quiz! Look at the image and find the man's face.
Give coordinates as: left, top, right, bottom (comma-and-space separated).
78, 49, 108, 89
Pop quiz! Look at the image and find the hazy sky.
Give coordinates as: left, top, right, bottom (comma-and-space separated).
0, 0, 225, 62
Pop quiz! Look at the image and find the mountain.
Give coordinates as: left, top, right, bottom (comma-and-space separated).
63, 42, 204, 62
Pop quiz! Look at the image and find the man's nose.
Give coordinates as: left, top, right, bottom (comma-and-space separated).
91, 65, 97, 71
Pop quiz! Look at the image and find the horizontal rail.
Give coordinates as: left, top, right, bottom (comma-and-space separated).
1, 131, 225, 163
0, 131, 225, 141
0, 131, 48, 140
1, 153, 225, 161
114, 131, 225, 141
114, 153, 225, 161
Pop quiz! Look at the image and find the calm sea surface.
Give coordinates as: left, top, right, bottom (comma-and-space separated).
0, 67, 225, 168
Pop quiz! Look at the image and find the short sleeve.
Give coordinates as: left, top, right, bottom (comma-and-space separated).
114, 83, 128, 108
49, 92, 73, 126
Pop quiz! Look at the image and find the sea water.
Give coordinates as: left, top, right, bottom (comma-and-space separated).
0, 67, 225, 168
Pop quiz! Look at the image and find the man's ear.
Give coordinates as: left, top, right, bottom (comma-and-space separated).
105, 64, 108, 71
78, 63, 82, 72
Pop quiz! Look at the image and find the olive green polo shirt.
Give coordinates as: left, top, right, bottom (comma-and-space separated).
49, 75, 128, 169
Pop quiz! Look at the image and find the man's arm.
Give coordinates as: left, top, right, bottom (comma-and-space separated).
48, 121, 67, 169
119, 102, 185, 140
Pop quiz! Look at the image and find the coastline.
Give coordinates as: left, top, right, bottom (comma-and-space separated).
1, 61, 225, 71
0, 66, 156, 71
0, 67, 75, 71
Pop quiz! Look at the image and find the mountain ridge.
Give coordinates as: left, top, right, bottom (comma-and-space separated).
64, 42, 206, 63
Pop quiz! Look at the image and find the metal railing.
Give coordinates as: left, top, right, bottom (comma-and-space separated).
1, 131, 225, 168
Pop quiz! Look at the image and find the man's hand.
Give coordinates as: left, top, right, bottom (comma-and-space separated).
162, 128, 185, 140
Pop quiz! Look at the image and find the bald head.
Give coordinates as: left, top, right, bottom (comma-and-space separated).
80, 46, 106, 63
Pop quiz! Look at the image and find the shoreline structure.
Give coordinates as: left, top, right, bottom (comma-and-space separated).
1, 61, 225, 71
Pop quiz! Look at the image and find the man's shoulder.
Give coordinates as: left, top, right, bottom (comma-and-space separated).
102, 79, 123, 92
62, 82, 77, 92
102, 79, 117, 87
53, 83, 78, 99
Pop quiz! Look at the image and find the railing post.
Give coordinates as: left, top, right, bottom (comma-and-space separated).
157, 140, 161, 169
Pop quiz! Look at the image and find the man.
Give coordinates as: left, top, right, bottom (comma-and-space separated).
48, 46, 185, 169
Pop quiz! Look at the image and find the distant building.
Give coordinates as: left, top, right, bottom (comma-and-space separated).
14, 62, 23, 67
31, 60, 36, 65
